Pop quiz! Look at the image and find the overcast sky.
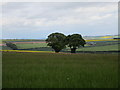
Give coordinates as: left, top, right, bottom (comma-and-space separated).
1, 2, 118, 39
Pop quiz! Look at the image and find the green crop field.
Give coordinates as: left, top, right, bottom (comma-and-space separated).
1, 35, 120, 51
2, 52, 118, 88
16, 43, 48, 49
0, 46, 12, 50
2, 40, 119, 52
77, 44, 118, 51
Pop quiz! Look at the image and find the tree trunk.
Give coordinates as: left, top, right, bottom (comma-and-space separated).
55, 51, 59, 53
54, 49, 60, 53
71, 48, 76, 53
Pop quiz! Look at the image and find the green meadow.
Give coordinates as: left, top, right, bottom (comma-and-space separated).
16, 43, 48, 49
3, 52, 118, 88
77, 44, 118, 51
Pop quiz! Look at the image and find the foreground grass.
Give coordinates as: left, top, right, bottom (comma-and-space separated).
2, 52, 118, 88
0, 68, 1, 89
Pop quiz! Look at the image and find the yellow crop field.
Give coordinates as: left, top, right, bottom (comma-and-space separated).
86, 39, 119, 42
101, 36, 112, 38
0, 50, 53, 53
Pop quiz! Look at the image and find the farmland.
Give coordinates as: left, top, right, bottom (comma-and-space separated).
2, 52, 118, 88
1, 37, 119, 52
1, 35, 119, 88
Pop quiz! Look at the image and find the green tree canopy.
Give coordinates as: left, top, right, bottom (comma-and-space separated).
66, 34, 86, 53
46, 32, 67, 53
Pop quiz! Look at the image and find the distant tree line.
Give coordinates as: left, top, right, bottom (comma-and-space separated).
5, 42, 18, 50
46, 32, 86, 53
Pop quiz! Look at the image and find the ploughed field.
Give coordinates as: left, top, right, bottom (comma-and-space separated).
2, 52, 118, 88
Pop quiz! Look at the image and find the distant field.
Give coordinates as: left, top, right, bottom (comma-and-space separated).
16, 43, 48, 49
77, 44, 118, 51
2, 52, 118, 88
1, 40, 119, 52
1, 35, 119, 52
83, 35, 119, 40
1, 35, 119, 43
0, 46, 12, 50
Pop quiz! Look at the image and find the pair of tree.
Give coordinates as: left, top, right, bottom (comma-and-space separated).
46, 32, 86, 53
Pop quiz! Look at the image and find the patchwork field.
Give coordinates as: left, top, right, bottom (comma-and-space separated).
2, 52, 118, 88
1, 39, 119, 52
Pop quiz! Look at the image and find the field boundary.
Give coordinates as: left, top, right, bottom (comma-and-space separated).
0, 50, 53, 53
0, 50, 120, 54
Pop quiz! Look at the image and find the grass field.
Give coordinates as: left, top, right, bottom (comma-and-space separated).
0, 52, 1, 89
2, 52, 118, 88
16, 43, 48, 49
76, 44, 118, 51
1, 35, 119, 52
1, 40, 119, 52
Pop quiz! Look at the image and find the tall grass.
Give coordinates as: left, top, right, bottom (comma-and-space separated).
2, 52, 118, 88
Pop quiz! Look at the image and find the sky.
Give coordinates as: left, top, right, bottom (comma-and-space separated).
0, 2, 118, 39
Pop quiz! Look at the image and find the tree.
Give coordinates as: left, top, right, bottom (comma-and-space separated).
46, 32, 67, 53
66, 34, 86, 53
5, 42, 18, 50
